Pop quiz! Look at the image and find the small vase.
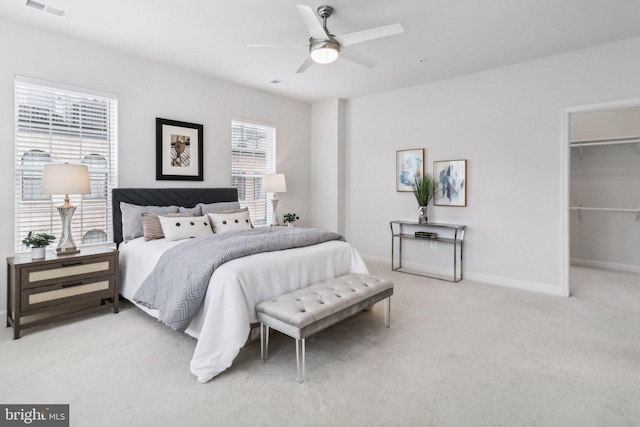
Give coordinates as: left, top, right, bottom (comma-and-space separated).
31, 247, 46, 259
418, 206, 428, 224
287, 222, 294, 227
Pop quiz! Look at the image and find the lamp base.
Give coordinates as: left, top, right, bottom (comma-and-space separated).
55, 247, 80, 256
55, 205, 80, 256
270, 197, 279, 226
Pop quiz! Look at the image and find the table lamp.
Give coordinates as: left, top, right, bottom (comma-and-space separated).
263, 173, 287, 226
42, 163, 91, 255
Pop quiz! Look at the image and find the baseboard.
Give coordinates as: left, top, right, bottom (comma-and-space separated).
463, 272, 565, 296
360, 254, 388, 265
361, 255, 565, 296
361, 255, 455, 280
570, 258, 640, 274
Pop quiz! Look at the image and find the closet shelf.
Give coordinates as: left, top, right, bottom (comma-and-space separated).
570, 136, 640, 157
570, 205, 640, 221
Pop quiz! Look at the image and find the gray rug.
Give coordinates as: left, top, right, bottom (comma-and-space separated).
1, 262, 639, 427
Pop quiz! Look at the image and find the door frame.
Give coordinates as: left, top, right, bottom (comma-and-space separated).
560, 97, 640, 296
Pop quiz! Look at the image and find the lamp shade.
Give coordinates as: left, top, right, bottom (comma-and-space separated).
42, 163, 91, 195
263, 173, 287, 193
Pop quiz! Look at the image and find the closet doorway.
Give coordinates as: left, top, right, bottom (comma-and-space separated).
562, 99, 640, 299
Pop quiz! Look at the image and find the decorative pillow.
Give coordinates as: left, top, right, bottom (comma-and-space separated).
141, 212, 196, 241
207, 209, 253, 234
159, 215, 214, 241
198, 201, 241, 214
121, 202, 178, 242
178, 205, 202, 215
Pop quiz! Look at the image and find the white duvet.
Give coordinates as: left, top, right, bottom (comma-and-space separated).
119, 236, 368, 382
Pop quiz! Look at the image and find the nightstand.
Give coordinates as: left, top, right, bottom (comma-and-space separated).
7, 246, 119, 339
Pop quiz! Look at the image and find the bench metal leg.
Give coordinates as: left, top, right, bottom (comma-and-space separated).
296, 338, 306, 383
384, 297, 391, 328
261, 323, 269, 362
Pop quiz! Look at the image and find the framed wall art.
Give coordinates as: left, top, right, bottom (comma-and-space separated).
396, 148, 424, 192
434, 159, 467, 206
156, 118, 203, 181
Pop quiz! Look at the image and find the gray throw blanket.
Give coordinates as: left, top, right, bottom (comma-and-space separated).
134, 226, 344, 331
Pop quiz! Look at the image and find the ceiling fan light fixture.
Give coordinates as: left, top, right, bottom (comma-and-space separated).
310, 39, 340, 64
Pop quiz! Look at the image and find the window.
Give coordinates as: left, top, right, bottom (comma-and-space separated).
14, 76, 118, 251
231, 120, 276, 226
21, 150, 51, 201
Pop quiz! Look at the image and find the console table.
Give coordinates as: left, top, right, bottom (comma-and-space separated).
390, 220, 466, 282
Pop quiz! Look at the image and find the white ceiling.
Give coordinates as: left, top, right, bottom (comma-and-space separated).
2, 0, 640, 104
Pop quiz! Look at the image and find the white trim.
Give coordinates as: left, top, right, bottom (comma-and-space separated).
560, 96, 640, 298
15, 75, 117, 100
360, 254, 389, 265
560, 108, 570, 297
361, 254, 563, 296
231, 116, 276, 129
570, 259, 640, 274
361, 255, 453, 278
390, 260, 454, 279
464, 272, 565, 296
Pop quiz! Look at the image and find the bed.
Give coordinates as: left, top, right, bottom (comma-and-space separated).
112, 188, 368, 382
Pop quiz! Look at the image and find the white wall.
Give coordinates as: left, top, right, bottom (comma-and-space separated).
0, 18, 311, 313
344, 36, 640, 295
569, 107, 640, 272
310, 99, 345, 233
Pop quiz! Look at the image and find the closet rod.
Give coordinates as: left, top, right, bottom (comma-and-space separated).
570, 136, 640, 157
569, 136, 640, 146
570, 206, 640, 221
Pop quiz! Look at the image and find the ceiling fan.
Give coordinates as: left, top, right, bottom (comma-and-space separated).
247, 5, 403, 74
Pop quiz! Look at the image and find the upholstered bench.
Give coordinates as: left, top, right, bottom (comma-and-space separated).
255, 273, 394, 382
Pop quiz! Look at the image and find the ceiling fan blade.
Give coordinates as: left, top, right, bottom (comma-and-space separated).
297, 4, 328, 40
295, 56, 316, 74
340, 48, 378, 68
335, 23, 403, 47
246, 43, 308, 48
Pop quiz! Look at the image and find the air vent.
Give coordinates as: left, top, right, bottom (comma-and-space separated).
270, 79, 291, 87
25, 0, 69, 17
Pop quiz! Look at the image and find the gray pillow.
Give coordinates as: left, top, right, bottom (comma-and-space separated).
121, 202, 178, 242
178, 205, 202, 215
198, 201, 241, 214
141, 212, 195, 241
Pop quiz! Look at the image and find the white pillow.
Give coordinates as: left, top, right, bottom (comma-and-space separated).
207, 209, 252, 233
159, 215, 213, 241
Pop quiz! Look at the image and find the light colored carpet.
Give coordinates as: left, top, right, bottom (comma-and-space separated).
1, 262, 639, 427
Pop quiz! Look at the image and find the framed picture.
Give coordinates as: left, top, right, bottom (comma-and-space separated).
156, 118, 203, 181
434, 159, 467, 206
396, 149, 424, 192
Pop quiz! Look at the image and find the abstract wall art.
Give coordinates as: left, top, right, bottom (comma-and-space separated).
434, 159, 467, 206
396, 148, 424, 192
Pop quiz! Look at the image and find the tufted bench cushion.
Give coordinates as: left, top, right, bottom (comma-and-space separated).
256, 273, 394, 382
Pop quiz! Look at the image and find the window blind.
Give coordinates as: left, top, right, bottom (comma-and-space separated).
14, 77, 118, 251
231, 119, 276, 226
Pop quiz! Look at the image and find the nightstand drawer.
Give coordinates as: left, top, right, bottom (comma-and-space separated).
21, 256, 115, 290
8, 247, 119, 339
21, 276, 115, 312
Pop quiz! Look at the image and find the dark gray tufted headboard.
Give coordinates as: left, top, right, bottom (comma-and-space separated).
112, 187, 238, 246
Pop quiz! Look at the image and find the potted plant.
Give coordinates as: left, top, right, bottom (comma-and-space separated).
411, 174, 435, 224
22, 231, 56, 259
283, 213, 300, 226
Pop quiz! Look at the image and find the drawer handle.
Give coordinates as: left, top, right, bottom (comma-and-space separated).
62, 281, 83, 288
62, 261, 83, 267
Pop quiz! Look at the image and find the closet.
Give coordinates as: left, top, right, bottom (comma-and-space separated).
569, 106, 640, 274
